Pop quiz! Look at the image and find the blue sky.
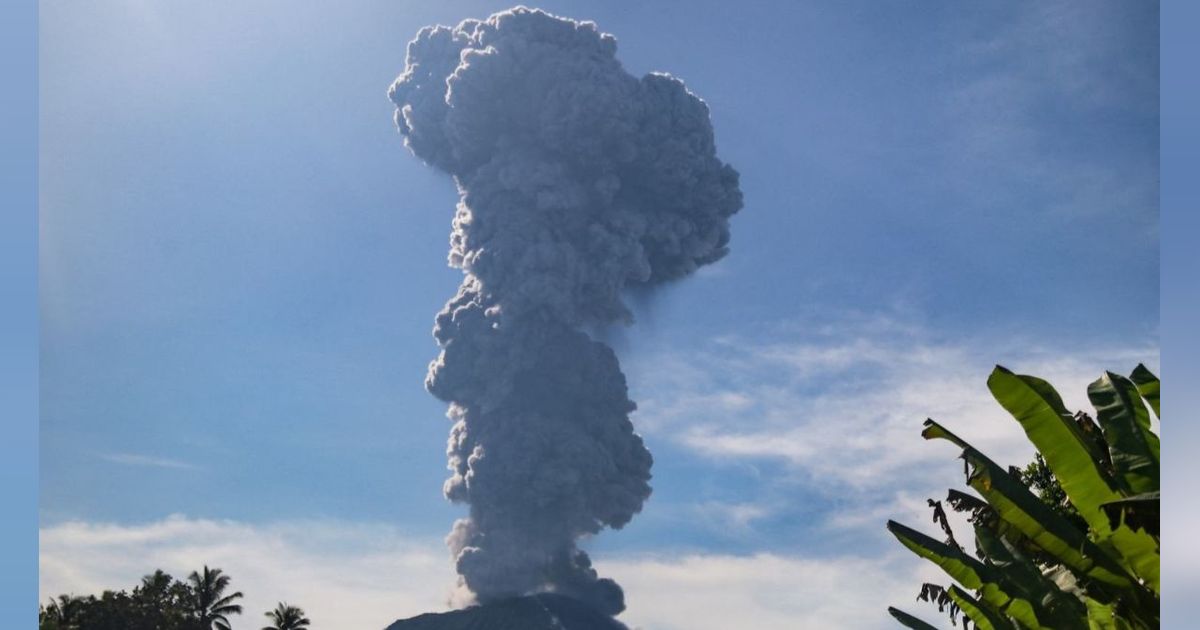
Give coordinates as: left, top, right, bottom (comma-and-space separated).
40, 1, 1158, 628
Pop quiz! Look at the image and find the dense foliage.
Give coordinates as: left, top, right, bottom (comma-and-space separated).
40, 567, 308, 630
887, 364, 1160, 629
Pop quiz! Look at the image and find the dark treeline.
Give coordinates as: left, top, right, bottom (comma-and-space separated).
40, 566, 311, 630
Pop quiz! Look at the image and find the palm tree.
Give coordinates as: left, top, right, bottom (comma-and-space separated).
262, 602, 311, 630
39, 594, 85, 630
186, 566, 244, 630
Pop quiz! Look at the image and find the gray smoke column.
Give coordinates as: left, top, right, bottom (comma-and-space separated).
387, 6, 742, 616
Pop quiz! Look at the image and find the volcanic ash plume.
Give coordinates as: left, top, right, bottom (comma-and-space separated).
388, 6, 742, 616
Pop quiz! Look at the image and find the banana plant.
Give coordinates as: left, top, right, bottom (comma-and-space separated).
887, 364, 1160, 629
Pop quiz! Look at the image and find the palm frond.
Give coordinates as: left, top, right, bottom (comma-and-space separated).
213, 591, 245, 608
213, 602, 244, 616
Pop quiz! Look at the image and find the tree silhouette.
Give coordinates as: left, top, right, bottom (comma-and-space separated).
137, 570, 174, 613
39, 594, 86, 630
133, 569, 193, 629
186, 566, 244, 630
262, 602, 312, 630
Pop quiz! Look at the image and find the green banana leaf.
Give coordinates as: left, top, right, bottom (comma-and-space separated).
922, 420, 1134, 589
1088, 372, 1159, 495
973, 525, 1087, 628
1104, 526, 1160, 595
1100, 492, 1159, 537
948, 488, 1054, 571
987, 367, 1119, 536
886, 520, 986, 590
1085, 598, 1134, 630
887, 606, 941, 630
890, 365, 1161, 630
1128, 364, 1159, 418
947, 585, 1012, 630
886, 520, 1020, 615
1086, 372, 1161, 592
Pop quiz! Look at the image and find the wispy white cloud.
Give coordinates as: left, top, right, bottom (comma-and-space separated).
40, 516, 949, 630
604, 551, 947, 630
939, 0, 1157, 222
691, 501, 771, 531
613, 314, 1157, 611
98, 452, 199, 471
627, 315, 1158, 494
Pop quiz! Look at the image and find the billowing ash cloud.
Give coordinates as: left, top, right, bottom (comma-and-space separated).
387, 6, 742, 617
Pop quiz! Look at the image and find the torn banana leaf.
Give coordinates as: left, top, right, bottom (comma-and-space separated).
1128, 364, 1159, 418
887, 606, 941, 630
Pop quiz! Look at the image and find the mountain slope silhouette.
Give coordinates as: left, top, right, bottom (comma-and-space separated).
384, 593, 629, 630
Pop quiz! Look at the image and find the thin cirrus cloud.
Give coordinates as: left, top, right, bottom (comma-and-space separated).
39, 515, 947, 630
614, 314, 1158, 574
938, 0, 1157, 224
625, 314, 1159, 492
692, 501, 771, 530
98, 452, 199, 471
